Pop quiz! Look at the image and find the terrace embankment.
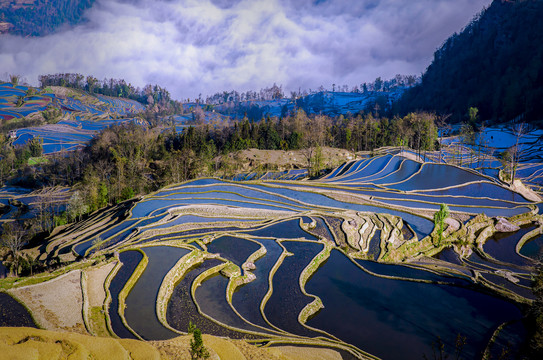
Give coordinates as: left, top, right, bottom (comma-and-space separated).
221, 147, 357, 172
8, 270, 86, 334
0, 326, 341, 359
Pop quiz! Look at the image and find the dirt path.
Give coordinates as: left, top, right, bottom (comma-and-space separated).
86, 262, 116, 308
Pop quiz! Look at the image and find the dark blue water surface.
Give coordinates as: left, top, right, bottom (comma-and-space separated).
231, 238, 283, 330
520, 233, 543, 260
124, 246, 190, 340
166, 258, 254, 339
0, 292, 36, 327
243, 218, 318, 240
195, 273, 264, 333
306, 250, 523, 360
207, 236, 261, 267
264, 241, 324, 337
108, 251, 142, 339
483, 226, 536, 267
391, 163, 490, 191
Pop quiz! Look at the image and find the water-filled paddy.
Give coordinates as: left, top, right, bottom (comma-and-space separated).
370, 159, 421, 184
231, 238, 283, 329
108, 251, 142, 339
152, 215, 259, 229
243, 218, 318, 240
333, 155, 392, 182
519, 233, 543, 260
264, 241, 324, 337
131, 198, 300, 218
166, 258, 253, 338
352, 156, 403, 182
124, 246, 190, 340
483, 226, 536, 266
375, 198, 530, 217
422, 182, 530, 203
206, 236, 261, 267
390, 163, 489, 191
306, 250, 523, 360
0, 293, 36, 327
194, 272, 264, 333
73, 219, 139, 256
158, 184, 311, 208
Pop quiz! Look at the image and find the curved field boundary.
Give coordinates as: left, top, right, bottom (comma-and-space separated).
98, 260, 120, 338
318, 214, 342, 245
476, 273, 532, 305
132, 214, 313, 246
1, 290, 42, 330
145, 192, 311, 212
190, 262, 275, 337
117, 249, 148, 340
327, 156, 388, 182
258, 241, 296, 336
351, 251, 475, 285
262, 337, 379, 360
155, 180, 345, 209
132, 217, 270, 243
482, 320, 519, 360
155, 250, 208, 335
137, 199, 302, 219
222, 239, 285, 336
142, 189, 321, 213
515, 224, 543, 260
298, 242, 333, 329
80, 270, 91, 334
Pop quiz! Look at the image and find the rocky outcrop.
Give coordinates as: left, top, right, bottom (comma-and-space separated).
495, 217, 520, 233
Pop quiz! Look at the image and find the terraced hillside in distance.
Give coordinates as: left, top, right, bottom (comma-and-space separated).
2, 143, 541, 359
0, 83, 147, 153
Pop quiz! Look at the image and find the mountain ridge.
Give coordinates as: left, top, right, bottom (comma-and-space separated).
395, 0, 543, 124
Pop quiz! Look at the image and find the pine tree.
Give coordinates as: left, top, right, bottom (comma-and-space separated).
433, 204, 449, 246
189, 323, 209, 360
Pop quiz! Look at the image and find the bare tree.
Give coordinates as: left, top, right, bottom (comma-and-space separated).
436, 114, 451, 163
1, 222, 27, 276
508, 122, 531, 184
67, 191, 89, 222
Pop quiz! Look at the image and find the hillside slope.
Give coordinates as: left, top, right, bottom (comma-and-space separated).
0, 0, 94, 36
396, 0, 543, 124
0, 327, 341, 360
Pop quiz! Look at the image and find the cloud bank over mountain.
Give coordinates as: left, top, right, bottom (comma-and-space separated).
0, 0, 491, 99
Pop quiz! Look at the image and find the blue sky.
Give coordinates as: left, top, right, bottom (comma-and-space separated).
0, 0, 491, 100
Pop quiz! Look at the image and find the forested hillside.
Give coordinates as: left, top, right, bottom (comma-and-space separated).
397, 0, 543, 124
0, 0, 94, 36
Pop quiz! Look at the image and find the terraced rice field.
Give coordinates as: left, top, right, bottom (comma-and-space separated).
0, 83, 146, 154
440, 126, 543, 191
33, 152, 541, 359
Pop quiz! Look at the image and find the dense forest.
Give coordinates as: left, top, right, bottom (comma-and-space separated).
396, 0, 543, 125
38, 73, 171, 105
0, 0, 94, 36
0, 110, 437, 223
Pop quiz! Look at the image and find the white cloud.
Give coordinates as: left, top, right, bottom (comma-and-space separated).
0, 0, 491, 99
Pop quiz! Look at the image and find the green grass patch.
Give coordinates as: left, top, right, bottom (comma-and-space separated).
89, 306, 109, 337
28, 156, 49, 166
0, 259, 101, 291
